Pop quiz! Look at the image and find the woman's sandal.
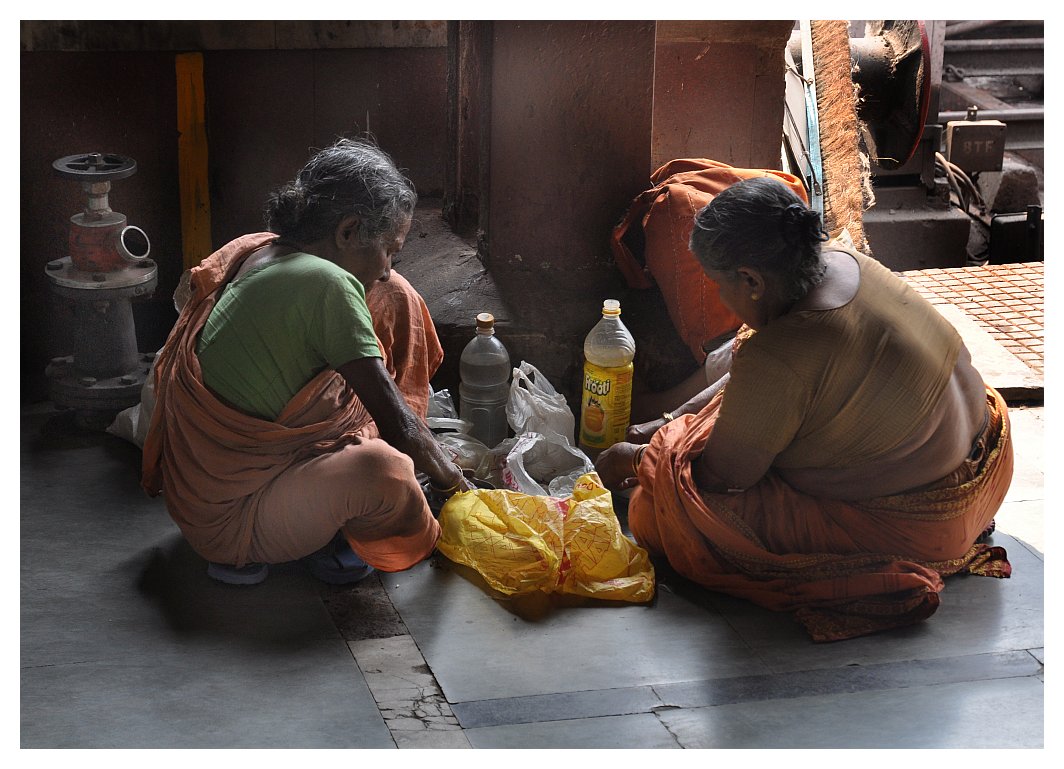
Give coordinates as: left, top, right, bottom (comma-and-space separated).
302, 532, 375, 585
207, 561, 269, 585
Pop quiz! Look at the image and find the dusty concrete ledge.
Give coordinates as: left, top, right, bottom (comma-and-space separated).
935, 303, 1042, 403
399, 202, 705, 410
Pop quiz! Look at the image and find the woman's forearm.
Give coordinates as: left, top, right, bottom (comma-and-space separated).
337, 357, 465, 490
674, 372, 729, 418
390, 416, 465, 489
627, 373, 730, 445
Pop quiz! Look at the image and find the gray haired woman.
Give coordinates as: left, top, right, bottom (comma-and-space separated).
594, 176, 1013, 640
143, 138, 472, 586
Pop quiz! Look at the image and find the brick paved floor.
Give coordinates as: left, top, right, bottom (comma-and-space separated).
899, 262, 1044, 375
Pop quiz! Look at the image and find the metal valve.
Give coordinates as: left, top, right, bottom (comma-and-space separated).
45, 152, 158, 428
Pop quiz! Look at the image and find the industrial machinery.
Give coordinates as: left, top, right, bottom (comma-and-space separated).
783, 20, 953, 268
44, 153, 159, 429
782, 20, 1039, 271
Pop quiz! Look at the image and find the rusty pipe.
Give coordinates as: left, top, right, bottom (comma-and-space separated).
68, 212, 151, 272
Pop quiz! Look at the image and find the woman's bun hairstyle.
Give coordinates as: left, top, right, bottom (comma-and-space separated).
265, 137, 417, 245
265, 182, 308, 239
690, 176, 827, 303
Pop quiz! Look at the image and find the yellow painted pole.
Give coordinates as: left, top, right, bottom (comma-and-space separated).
175, 52, 212, 269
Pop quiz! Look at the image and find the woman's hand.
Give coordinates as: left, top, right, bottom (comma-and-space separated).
455, 468, 478, 493
594, 441, 643, 492
626, 418, 666, 445
431, 464, 475, 494
423, 466, 477, 514
338, 357, 474, 491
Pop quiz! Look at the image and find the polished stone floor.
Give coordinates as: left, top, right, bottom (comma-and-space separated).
19, 398, 1044, 750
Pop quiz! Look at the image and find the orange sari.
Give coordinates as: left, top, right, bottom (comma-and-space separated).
628, 386, 1013, 642
142, 233, 444, 569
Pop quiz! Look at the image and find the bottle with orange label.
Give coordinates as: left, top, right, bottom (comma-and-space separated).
579, 299, 636, 459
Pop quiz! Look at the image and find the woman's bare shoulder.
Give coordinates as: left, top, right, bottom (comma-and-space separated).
796, 249, 860, 312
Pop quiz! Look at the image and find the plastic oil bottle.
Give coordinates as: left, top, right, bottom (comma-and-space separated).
459, 312, 511, 449
579, 299, 635, 459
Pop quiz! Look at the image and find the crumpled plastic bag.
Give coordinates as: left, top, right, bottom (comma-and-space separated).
506, 361, 576, 444
437, 431, 492, 472
427, 386, 458, 419
106, 350, 159, 449
491, 362, 594, 497
427, 388, 475, 434
427, 387, 487, 469
437, 472, 655, 603
478, 430, 594, 497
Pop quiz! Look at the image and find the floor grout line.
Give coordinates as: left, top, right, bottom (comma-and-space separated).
348, 634, 472, 748
448, 649, 1043, 730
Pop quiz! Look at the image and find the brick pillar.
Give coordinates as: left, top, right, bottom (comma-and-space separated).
448, 21, 797, 403
651, 21, 795, 172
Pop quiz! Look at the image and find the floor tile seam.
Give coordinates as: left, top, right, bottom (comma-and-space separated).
1015, 540, 1045, 561
446, 651, 1039, 729
960, 300, 1041, 314
1002, 338, 1044, 347
650, 650, 1042, 704
1002, 493, 1044, 504
1001, 345, 1042, 360
651, 678, 1046, 748
921, 296, 1044, 332
649, 709, 687, 748
20, 660, 98, 671
920, 278, 1042, 295
448, 684, 665, 729
1001, 342, 1044, 354
997, 311, 1044, 319
982, 300, 1045, 311
347, 633, 470, 748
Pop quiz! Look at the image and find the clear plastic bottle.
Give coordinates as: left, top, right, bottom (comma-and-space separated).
459, 312, 512, 449
579, 299, 636, 458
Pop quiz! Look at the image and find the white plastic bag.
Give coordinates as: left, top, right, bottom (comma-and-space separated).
478, 431, 594, 498
506, 361, 577, 445
427, 386, 460, 421
437, 432, 491, 471
427, 387, 476, 433
106, 351, 159, 449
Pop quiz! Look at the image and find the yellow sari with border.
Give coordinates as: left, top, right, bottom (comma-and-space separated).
628, 385, 1013, 642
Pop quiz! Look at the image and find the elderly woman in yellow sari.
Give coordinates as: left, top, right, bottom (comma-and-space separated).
595, 176, 1013, 641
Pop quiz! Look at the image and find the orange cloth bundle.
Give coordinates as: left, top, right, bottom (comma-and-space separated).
611, 159, 808, 363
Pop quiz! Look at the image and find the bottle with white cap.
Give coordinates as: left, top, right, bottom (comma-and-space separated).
579, 299, 636, 459
458, 312, 511, 448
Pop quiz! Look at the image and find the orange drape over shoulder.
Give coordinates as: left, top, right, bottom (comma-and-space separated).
611, 159, 808, 363
142, 233, 443, 568
628, 387, 1013, 642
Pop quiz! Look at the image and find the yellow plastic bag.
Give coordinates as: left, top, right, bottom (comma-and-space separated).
437, 472, 655, 603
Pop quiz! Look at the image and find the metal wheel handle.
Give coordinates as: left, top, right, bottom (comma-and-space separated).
53, 153, 137, 182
